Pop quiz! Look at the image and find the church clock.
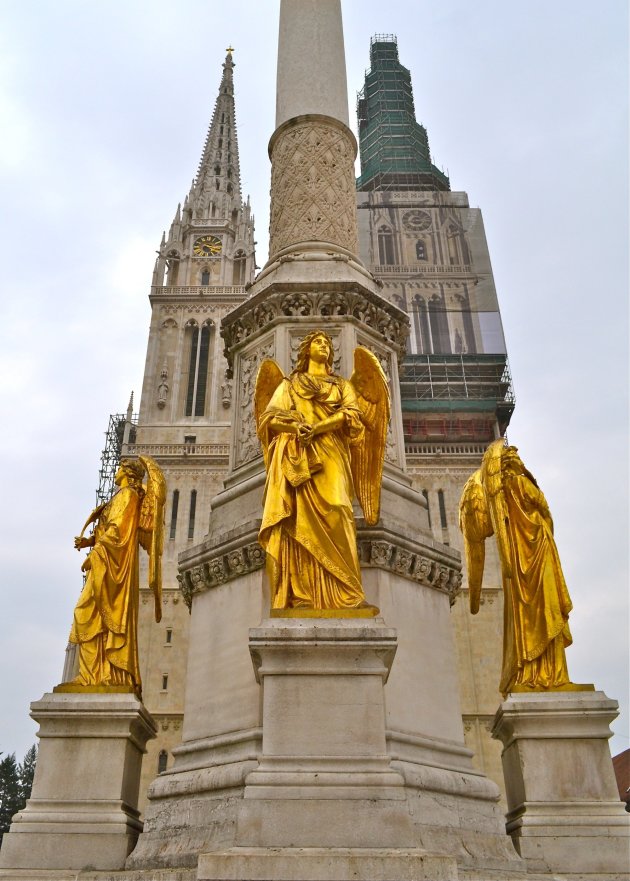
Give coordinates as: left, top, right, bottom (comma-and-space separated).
193, 235, 222, 257
402, 210, 431, 232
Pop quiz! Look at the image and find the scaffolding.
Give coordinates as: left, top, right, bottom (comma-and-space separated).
95, 412, 137, 506
399, 354, 515, 440
356, 35, 449, 193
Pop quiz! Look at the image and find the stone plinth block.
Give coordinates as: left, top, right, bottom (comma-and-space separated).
198, 846, 458, 881
237, 618, 419, 850
0, 692, 156, 874
492, 691, 630, 877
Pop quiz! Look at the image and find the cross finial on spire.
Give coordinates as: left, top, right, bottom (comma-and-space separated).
226, 45, 234, 55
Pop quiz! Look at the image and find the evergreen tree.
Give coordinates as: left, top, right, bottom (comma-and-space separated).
0, 753, 20, 845
18, 745, 37, 805
0, 745, 38, 845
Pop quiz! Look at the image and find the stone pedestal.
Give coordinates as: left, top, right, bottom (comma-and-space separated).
200, 617, 458, 881
0, 692, 156, 875
492, 691, 630, 877
238, 619, 410, 840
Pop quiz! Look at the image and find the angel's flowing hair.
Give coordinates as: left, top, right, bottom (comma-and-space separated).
120, 458, 145, 488
294, 330, 335, 375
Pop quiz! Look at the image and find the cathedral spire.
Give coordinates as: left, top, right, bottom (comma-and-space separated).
154, 47, 256, 290
356, 35, 449, 192
189, 48, 242, 217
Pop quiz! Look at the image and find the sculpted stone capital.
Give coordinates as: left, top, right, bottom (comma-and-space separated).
221, 284, 409, 377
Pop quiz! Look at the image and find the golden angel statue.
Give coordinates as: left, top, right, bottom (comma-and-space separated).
64, 456, 166, 695
459, 439, 577, 698
255, 330, 390, 612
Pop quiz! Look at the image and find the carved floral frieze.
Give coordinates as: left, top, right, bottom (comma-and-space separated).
222, 286, 408, 377
357, 537, 461, 605
178, 533, 461, 609
178, 541, 266, 609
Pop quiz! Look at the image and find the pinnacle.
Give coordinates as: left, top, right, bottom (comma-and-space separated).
188, 48, 243, 215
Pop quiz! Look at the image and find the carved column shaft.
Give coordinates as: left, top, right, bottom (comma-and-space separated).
268, 115, 359, 260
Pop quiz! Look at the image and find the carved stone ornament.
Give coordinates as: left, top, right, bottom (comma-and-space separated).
358, 536, 462, 606
221, 368, 232, 408
236, 340, 275, 467
178, 530, 460, 609
178, 541, 267, 610
268, 116, 359, 258
156, 361, 169, 409
222, 286, 409, 377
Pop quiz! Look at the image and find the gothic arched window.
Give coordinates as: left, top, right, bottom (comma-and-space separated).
169, 489, 179, 540
201, 270, 210, 286
233, 250, 246, 286
438, 489, 448, 529
428, 296, 451, 354
447, 224, 461, 266
455, 292, 477, 354
412, 296, 432, 354
415, 240, 427, 261
184, 321, 213, 417
158, 750, 168, 774
377, 226, 395, 265
188, 489, 197, 540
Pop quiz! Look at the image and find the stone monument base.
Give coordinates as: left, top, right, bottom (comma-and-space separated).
0, 692, 156, 876
492, 690, 630, 879
234, 618, 416, 847
198, 846, 458, 881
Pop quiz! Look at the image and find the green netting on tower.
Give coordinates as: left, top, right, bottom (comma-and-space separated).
357, 35, 450, 192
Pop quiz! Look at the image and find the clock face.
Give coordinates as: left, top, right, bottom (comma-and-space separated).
402, 210, 432, 232
193, 235, 222, 257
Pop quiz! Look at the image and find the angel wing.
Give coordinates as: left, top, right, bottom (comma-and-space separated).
254, 359, 285, 467
458, 470, 493, 614
480, 439, 512, 581
348, 346, 391, 526
138, 455, 167, 623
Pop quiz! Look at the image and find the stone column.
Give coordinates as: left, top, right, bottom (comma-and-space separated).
268, 114, 359, 260
492, 691, 630, 876
0, 692, 156, 875
266, 0, 360, 265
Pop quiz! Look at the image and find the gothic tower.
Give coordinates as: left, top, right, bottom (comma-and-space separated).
355, 35, 514, 796
126, 49, 255, 805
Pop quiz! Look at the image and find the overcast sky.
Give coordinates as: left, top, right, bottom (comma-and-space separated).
0, 0, 627, 761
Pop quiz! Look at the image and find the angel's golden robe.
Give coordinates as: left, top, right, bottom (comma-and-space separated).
258, 373, 366, 609
70, 486, 142, 688
501, 471, 573, 696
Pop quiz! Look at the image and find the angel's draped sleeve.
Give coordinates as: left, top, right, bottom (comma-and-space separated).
257, 378, 298, 469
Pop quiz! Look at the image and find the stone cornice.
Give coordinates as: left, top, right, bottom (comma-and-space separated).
221, 281, 409, 376
177, 519, 462, 610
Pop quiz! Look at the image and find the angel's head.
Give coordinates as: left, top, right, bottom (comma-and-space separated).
502, 446, 524, 474
503, 446, 539, 488
116, 458, 145, 489
294, 330, 335, 375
